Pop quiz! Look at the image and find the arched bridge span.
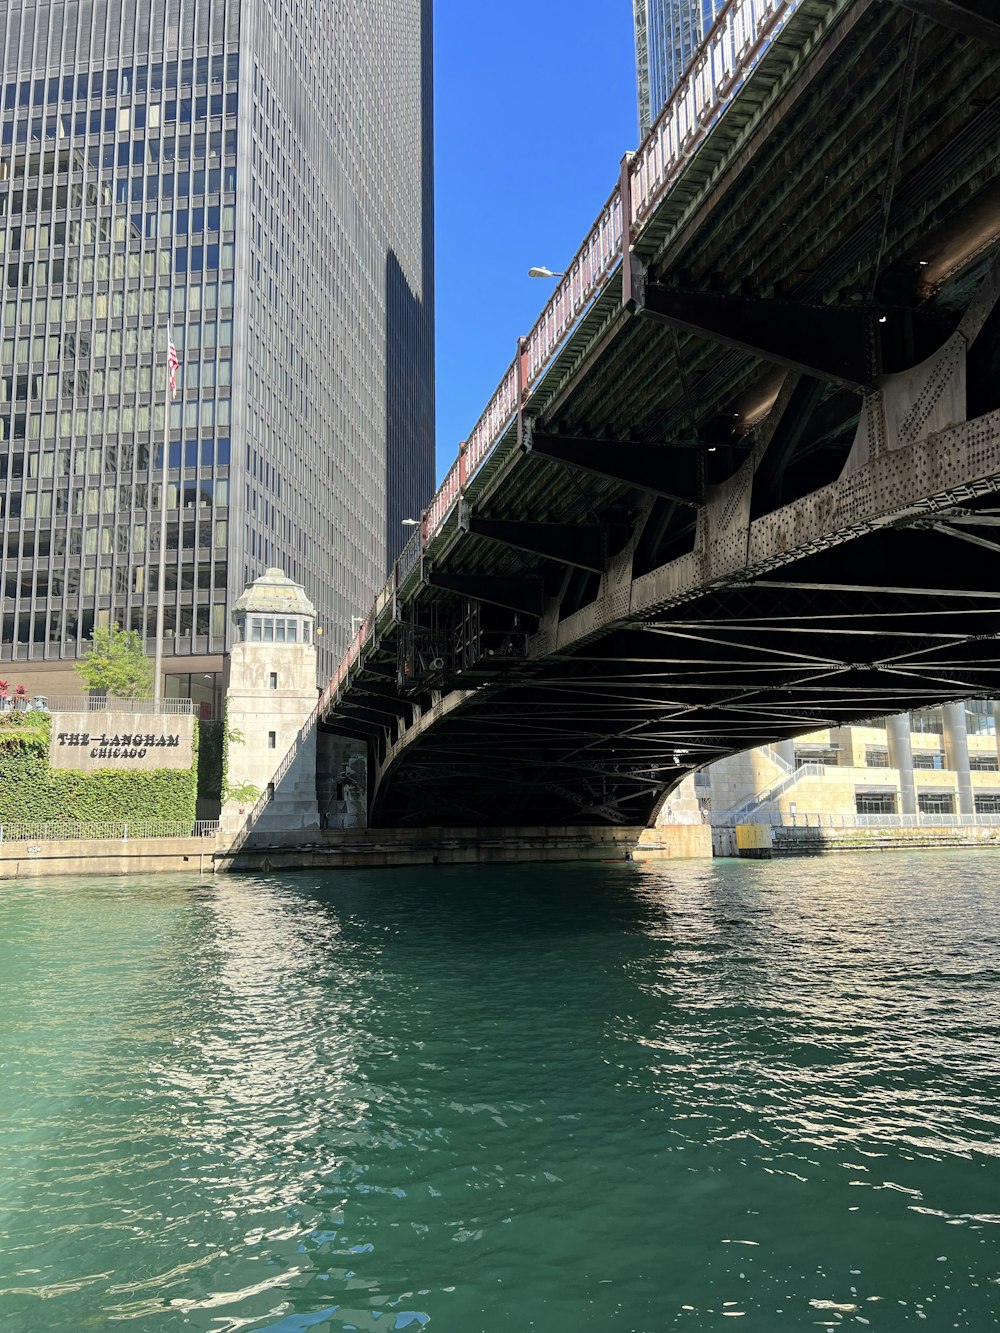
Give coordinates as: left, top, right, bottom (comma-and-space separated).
322, 0, 1000, 828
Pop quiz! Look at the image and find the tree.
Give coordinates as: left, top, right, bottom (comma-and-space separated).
74, 623, 155, 698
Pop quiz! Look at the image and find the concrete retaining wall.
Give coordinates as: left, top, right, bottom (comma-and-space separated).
0, 821, 715, 880
219, 822, 713, 872
0, 836, 217, 879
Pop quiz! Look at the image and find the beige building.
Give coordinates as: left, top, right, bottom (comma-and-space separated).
701, 701, 1000, 825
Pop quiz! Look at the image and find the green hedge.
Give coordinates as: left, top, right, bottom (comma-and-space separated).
198, 719, 224, 801
0, 714, 197, 824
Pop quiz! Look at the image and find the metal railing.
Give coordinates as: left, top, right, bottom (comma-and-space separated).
729, 761, 826, 818
0, 818, 219, 842
35, 696, 194, 715
710, 811, 1000, 830
759, 744, 793, 774
323, 0, 804, 709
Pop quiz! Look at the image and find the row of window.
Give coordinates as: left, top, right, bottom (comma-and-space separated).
4, 242, 233, 288
5, 562, 228, 598
0, 438, 231, 478
0, 206, 236, 252
0, 170, 237, 213
1, 605, 228, 650
0, 478, 229, 518
856, 792, 1000, 815
2, 56, 240, 112
865, 747, 1000, 771
0, 397, 232, 440
2, 361, 233, 401
1, 284, 235, 339
0, 509, 228, 551
2, 94, 238, 144
244, 616, 310, 644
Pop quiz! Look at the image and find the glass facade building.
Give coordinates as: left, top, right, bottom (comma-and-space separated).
633, 0, 725, 137
1, 0, 434, 704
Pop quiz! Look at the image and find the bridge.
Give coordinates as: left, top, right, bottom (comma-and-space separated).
320, 0, 1000, 829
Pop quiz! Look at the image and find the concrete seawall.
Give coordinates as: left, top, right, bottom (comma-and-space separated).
0, 836, 217, 879
0, 823, 712, 878
220, 823, 711, 872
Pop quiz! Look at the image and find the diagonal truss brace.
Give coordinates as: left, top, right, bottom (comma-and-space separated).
638, 284, 874, 390
527, 422, 703, 506
891, 0, 1000, 45
466, 515, 614, 573
425, 571, 545, 617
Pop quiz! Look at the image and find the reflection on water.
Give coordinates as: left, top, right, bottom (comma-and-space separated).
1, 853, 998, 1331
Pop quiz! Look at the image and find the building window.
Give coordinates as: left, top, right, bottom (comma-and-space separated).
269, 671, 277, 690
248, 616, 299, 643
918, 792, 955, 815
913, 752, 943, 769
966, 700, 996, 736
856, 790, 897, 815
795, 747, 839, 767
911, 708, 944, 735
970, 755, 999, 772
865, 747, 890, 768
267, 731, 276, 749
974, 793, 1000, 813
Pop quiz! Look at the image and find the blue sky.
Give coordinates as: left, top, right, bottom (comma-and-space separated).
432, 1, 638, 482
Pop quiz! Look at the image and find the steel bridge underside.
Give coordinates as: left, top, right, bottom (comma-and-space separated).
324, 0, 1000, 828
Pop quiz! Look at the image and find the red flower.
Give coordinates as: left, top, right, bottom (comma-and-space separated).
13, 684, 27, 698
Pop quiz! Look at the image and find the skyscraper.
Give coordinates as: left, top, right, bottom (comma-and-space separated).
1, 0, 434, 712
633, 0, 725, 137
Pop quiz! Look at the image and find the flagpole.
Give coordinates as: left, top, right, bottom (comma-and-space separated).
152, 328, 172, 708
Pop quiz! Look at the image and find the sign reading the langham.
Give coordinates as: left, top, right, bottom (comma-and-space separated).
49, 712, 195, 772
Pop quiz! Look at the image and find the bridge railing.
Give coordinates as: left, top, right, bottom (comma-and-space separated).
630, 0, 789, 228
324, 0, 804, 712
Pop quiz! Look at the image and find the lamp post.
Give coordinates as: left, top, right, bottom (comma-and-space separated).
528, 266, 564, 278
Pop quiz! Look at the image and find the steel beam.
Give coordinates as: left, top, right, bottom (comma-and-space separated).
639, 284, 873, 390
529, 428, 702, 505
892, 0, 1000, 45
426, 572, 545, 617
467, 515, 613, 572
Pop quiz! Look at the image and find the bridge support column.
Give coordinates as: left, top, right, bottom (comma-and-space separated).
942, 702, 975, 816
886, 713, 916, 816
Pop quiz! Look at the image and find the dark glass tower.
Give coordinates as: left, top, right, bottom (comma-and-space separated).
0, 0, 434, 706
633, 0, 725, 137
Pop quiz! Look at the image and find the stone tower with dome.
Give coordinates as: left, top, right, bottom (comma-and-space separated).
223, 568, 321, 832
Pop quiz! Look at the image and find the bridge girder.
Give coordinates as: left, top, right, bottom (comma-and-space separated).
527, 425, 703, 506
313, 0, 1000, 832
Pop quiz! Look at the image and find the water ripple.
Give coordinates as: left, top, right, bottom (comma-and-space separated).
1, 854, 999, 1330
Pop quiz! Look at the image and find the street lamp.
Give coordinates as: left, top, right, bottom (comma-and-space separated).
528, 266, 564, 278
400, 517, 421, 527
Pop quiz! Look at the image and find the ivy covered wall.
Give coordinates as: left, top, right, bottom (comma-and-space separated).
0, 714, 197, 824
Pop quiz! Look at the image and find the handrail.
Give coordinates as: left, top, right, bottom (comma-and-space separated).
729, 761, 826, 817
324, 0, 804, 706
711, 812, 1000, 829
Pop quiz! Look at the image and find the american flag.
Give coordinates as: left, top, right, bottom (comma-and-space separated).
166, 330, 180, 399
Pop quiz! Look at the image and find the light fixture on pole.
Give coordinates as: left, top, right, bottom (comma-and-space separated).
400, 517, 421, 527
528, 266, 564, 278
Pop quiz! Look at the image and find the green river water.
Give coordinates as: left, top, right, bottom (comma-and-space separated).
0, 853, 998, 1331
